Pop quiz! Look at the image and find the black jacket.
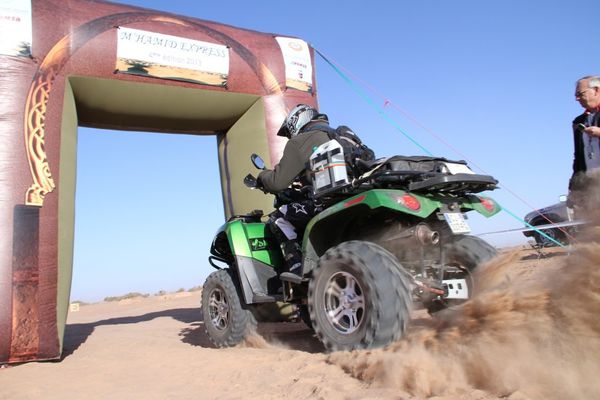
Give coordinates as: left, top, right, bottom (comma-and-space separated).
569, 111, 600, 190
258, 123, 331, 193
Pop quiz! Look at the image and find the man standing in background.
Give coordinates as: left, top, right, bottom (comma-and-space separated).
568, 76, 600, 208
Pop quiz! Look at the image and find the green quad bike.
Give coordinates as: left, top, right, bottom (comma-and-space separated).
201, 153, 500, 351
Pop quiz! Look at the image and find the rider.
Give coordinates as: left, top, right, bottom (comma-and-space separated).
257, 104, 332, 277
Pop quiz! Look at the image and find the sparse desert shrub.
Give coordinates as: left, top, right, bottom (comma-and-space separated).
104, 292, 149, 302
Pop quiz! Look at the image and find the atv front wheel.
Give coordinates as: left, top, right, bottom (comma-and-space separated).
308, 241, 412, 352
202, 269, 257, 347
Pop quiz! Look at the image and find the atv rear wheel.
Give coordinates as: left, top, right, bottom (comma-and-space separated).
426, 235, 497, 313
308, 241, 412, 352
202, 269, 257, 347
444, 235, 497, 271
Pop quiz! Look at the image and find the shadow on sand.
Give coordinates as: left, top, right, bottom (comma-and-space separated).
62, 307, 201, 359
519, 248, 569, 261
63, 307, 325, 359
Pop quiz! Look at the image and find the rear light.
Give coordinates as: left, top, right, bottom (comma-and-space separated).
479, 197, 495, 212
398, 194, 421, 211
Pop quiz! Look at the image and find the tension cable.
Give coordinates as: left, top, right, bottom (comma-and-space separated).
314, 47, 569, 248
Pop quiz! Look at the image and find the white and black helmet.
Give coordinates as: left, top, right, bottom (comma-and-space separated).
277, 104, 318, 139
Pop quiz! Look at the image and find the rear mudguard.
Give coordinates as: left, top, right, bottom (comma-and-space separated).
301, 189, 500, 274
211, 220, 284, 304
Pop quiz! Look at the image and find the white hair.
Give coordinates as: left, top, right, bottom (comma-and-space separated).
578, 75, 600, 88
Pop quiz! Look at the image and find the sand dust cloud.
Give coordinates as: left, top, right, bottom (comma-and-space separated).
329, 220, 600, 399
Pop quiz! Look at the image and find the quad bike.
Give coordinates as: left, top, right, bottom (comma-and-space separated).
201, 153, 500, 351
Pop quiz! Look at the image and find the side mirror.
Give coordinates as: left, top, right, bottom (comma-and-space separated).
251, 154, 266, 170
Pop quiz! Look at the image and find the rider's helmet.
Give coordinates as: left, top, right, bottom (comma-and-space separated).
277, 104, 318, 139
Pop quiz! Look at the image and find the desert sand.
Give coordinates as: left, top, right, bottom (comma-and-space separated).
1, 243, 599, 400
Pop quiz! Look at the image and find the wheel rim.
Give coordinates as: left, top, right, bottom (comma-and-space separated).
208, 287, 229, 331
540, 229, 558, 245
323, 271, 365, 334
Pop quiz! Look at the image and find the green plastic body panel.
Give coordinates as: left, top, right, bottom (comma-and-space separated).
215, 189, 500, 266
312, 189, 438, 223
308, 189, 500, 230
219, 219, 282, 267
462, 194, 502, 217
301, 189, 501, 268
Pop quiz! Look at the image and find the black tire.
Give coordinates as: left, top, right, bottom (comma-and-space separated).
201, 269, 257, 347
298, 305, 314, 331
308, 241, 412, 352
443, 235, 497, 271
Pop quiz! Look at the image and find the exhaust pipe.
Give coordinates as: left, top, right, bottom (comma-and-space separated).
415, 224, 440, 246
380, 222, 440, 248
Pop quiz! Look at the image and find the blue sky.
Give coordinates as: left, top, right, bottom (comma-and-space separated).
72, 0, 598, 301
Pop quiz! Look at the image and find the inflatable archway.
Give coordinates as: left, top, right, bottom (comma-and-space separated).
0, 0, 318, 363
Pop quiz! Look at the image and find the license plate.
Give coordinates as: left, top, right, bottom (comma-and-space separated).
444, 212, 471, 234
443, 278, 469, 299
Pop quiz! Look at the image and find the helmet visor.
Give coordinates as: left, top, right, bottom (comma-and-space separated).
277, 122, 290, 138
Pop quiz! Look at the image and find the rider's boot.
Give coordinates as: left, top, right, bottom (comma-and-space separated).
281, 240, 302, 274
279, 240, 303, 284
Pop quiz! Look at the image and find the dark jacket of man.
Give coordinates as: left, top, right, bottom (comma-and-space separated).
258, 122, 331, 193
569, 111, 600, 191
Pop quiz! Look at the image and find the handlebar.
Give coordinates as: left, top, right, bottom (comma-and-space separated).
244, 173, 259, 189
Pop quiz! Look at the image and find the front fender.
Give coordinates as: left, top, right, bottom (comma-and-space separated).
209, 220, 284, 304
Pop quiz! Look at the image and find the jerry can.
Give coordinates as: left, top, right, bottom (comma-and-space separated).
309, 139, 349, 196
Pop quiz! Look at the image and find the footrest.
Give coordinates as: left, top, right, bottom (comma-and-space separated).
280, 272, 303, 284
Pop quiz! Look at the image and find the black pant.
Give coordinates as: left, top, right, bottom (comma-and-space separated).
268, 200, 317, 272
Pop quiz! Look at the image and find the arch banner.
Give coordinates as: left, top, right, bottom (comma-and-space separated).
116, 26, 230, 86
